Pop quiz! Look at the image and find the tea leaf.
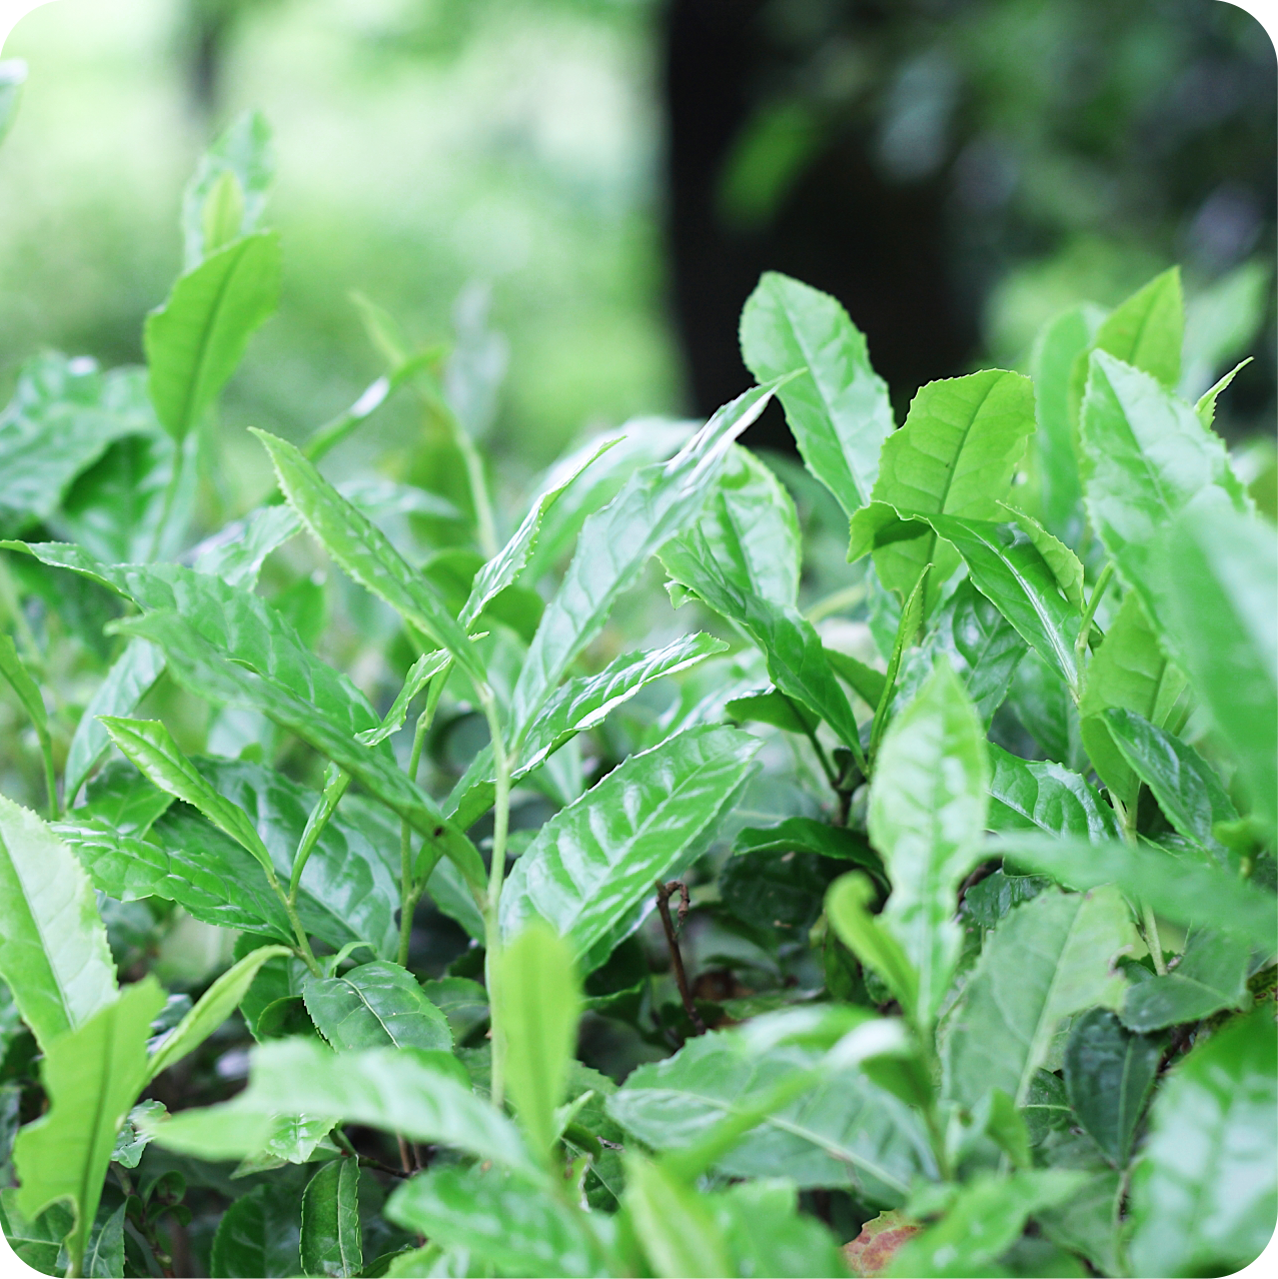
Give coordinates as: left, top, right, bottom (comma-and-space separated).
303, 961, 452, 1053
182, 110, 274, 269
145, 232, 281, 441
210, 1182, 301, 1279
740, 271, 894, 518
624, 1157, 732, 1279
1120, 927, 1252, 1032
987, 745, 1121, 840
300, 1159, 362, 1278
0, 795, 117, 1052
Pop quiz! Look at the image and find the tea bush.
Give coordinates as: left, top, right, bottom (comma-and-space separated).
0, 114, 1274, 1279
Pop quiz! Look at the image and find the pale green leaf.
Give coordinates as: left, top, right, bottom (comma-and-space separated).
182, 110, 274, 269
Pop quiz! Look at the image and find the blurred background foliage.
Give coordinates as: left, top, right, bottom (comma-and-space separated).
1, 0, 1273, 482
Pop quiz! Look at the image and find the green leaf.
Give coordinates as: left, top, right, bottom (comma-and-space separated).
13, 978, 165, 1274
1103, 708, 1238, 862
1194, 357, 1250, 429
0, 630, 46, 739
1127, 1007, 1276, 1277
253, 429, 485, 685
182, 109, 274, 269
1079, 592, 1186, 811
1153, 504, 1277, 840
849, 369, 1035, 610
886, 1170, 1086, 1278
0, 1189, 72, 1275
927, 514, 1081, 689
0, 354, 154, 535
1035, 1171, 1122, 1277
711, 1179, 846, 1279
0, 795, 117, 1053
510, 378, 790, 733
111, 1099, 165, 1168
943, 887, 1137, 1108
100, 717, 278, 880
386, 1164, 607, 1279
75, 760, 174, 836
498, 924, 583, 1163
210, 1181, 301, 1279
114, 610, 486, 894
303, 961, 453, 1053
1029, 304, 1104, 539
624, 1156, 732, 1279
149, 944, 292, 1080
823, 646, 887, 709
64, 640, 166, 803
1063, 1008, 1160, 1166
499, 726, 759, 964
449, 633, 727, 827
82, 1201, 126, 1279
826, 874, 919, 1015
192, 503, 302, 587
737, 816, 883, 872
662, 526, 861, 749
608, 1028, 935, 1199
996, 834, 1276, 951
148, 1037, 535, 1176
301, 1159, 363, 1278
739, 270, 894, 518
869, 660, 989, 1024
1120, 927, 1253, 1032
987, 745, 1121, 841
145, 232, 281, 441
1078, 349, 1250, 614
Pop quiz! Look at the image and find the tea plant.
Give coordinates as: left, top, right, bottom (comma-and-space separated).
0, 113, 1274, 1279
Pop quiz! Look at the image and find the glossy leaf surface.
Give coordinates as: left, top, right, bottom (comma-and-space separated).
210, 1182, 301, 1279
303, 961, 452, 1053
1120, 927, 1253, 1032
300, 1159, 362, 1278
987, 745, 1121, 841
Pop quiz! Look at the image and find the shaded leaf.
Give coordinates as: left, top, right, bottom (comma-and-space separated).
210, 1181, 301, 1279
301, 1159, 363, 1278
1120, 927, 1253, 1032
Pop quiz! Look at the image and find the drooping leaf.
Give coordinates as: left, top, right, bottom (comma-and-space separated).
826, 874, 919, 1015
0, 354, 153, 535
885, 1170, 1086, 1278
869, 660, 989, 1024
497, 924, 583, 1164
301, 1159, 363, 1279
182, 109, 274, 269
449, 633, 727, 827
145, 232, 281, 442
386, 1164, 607, 1279
943, 887, 1137, 1108
510, 378, 791, 734
1120, 927, 1253, 1032
13, 979, 165, 1275
147, 1037, 535, 1176
996, 834, 1276, 951
0, 629, 47, 745
63, 640, 166, 803
210, 1181, 301, 1279
1078, 349, 1250, 615
848, 369, 1036, 610
1153, 504, 1277, 840
1029, 304, 1104, 540
1127, 1007, 1277, 1277
148, 944, 292, 1080
823, 646, 887, 709
0, 795, 117, 1053
662, 525, 861, 749
986, 745, 1121, 841
499, 726, 759, 964
1103, 708, 1238, 863
1063, 1008, 1160, 1166
608, 1029, 935, 1200
1079, 592, 1186, 812
303, 961, 452, 1053
739, 271, 894, 519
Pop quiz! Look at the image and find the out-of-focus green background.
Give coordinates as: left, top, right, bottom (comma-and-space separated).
1, 0, 1273, 508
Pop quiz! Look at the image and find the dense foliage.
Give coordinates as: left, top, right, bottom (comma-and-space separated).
0, 114, 1274, 1279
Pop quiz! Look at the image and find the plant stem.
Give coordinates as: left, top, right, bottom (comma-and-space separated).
804, 582, 867, 625
147, 441, 186, 563
398, 677, 446, 967
38, 728, 58, 820
1143, 903, 1168, 976
655, 879, 705, 1036
1073, 562, 1114, 693
480, 689, 512, 1111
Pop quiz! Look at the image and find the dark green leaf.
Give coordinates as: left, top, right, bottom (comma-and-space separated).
210, 1181, 301, 1279
1063, 1008, 1160, 1166
0, 1189, 72, 1275
500, 726, 759, 964
303, 961, 452, 1053
420, 977, 489, 1042
1035, 1170, 1122, 1277
869, 660, 989, 1024
943, 887, 1136, 1108
510, 378, 790, 734
386, 1164, 608, 1279
961, 871, 1052, 933
301, 1159, 363, 1278
82, 1201, 126, 1279
823, 646, 887, 708
849, 369, 1035, 610
740, 270, 894, 518
1127, 1007, 1276, 1277
0, 795, 117, 1053
145, 232, 281, 441
987, 744, 1121, 840
13, 979, 165, 1274
1120, 927, 1253, 1031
